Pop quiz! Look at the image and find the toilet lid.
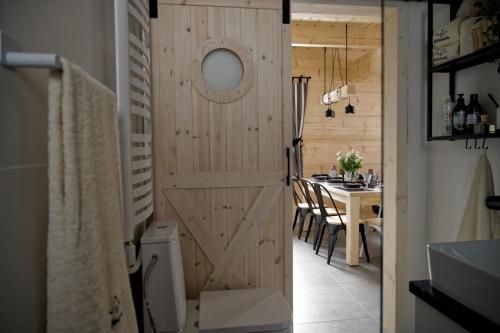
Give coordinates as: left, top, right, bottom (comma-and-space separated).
198, 288, 292, 333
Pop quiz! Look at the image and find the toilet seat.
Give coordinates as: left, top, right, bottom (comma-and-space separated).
198, 288, 292, 333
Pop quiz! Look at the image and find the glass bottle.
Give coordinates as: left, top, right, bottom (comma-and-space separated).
466, 94, 482, 134
453, 94, 466, 136
442, 95, 454, 136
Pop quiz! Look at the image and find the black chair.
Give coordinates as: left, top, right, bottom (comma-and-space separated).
312, 182, 370, 264
292, 178, 310, 233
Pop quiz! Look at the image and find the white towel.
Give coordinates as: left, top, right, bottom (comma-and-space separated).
433, 42, 460, 65
433, 18, 462, 48
47, 58, 138, 333
457, 154, 497, 241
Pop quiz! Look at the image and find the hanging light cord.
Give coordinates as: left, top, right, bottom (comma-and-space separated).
345, 23, 348, 86
323, 47, 327, 96
336, 49, 344, 88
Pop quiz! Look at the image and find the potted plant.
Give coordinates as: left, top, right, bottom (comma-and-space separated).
473, 0, 500, 72
337, 150, 363, 181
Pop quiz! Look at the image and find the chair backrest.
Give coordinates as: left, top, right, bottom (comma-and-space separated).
299, 179, 316, 211
293, 178, 307, 206
311, 182, 345, 225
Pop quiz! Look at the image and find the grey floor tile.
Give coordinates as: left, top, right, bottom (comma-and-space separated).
293, 229, 381, 330
293, 283, 367, 323
339, 280, 381, 304
293, 317, 380, 333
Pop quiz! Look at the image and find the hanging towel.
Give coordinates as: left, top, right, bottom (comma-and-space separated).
433, 18, 463, 48
457, 154, 497, 241
47, 58, 138, 333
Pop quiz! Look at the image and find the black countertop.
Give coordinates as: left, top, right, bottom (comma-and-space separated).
409, 280, 500, 332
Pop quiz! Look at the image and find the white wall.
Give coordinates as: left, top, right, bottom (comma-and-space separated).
428, 3, 500, 243
0, 1, 115, 331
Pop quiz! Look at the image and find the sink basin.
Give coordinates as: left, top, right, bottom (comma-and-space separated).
427, 240, 500, 325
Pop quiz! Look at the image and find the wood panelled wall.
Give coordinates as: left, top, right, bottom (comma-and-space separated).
292, 21, 382, 177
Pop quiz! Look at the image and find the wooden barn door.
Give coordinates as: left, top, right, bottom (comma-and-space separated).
151, 1, 292, 304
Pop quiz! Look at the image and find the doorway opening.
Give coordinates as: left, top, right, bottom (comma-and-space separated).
290, 1, 383, 331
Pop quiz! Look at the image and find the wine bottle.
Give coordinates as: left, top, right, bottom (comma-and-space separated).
466, 94, 482, 134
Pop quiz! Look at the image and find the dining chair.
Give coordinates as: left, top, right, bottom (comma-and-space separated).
296, 178, 318, 240
299, 179, 342, 245
293, 178, 310, 232
312, 182, 370, 264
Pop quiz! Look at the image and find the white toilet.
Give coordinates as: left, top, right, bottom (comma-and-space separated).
141, 220, 293, 333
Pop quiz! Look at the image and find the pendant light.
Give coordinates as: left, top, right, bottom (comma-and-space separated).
344, 24, 355, 114
323, 47, 335, 118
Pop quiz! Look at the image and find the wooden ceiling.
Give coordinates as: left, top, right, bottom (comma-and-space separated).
292, 20, 381, 50
292, 20, 381, 81
292, 1, 381, 23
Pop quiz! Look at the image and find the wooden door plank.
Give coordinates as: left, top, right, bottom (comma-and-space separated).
191, 6, 211, 173
158, 5, 177, 176
192, 189, 213, 293
174, 5, 194, 172
224, 7, 243, 173
281, 23, 294, 306
241, 9, 260, 289
257, 10, 276, 171
204, 186, 282, 289
223, 8, 245, 278
243, 187, 261, 287
241, 8, 259, 171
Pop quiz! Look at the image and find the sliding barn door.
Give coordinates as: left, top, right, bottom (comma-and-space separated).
151, 1, 292, 303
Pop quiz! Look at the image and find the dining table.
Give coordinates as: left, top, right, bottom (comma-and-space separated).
308, 179, 382, 266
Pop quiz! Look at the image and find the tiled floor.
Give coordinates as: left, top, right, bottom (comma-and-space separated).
293, 226, 381, 333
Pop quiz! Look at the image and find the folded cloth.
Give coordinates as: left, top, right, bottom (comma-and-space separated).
47, 58, 138, 333
433, 18, 463, 48
457, 154, 498, 241
433, 42, 460, 65
460, 16, 495, 56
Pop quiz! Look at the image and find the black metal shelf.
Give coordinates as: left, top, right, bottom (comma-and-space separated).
432, 43, 500, 73
426, 0, 499, 146
430, 131, 500, 141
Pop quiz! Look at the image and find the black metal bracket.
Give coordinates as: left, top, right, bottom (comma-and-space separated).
282, 0, 290, 24
286, 147, 291, 186
465, 133, 489, 150
149, 0, 158, 18
465, 134, 472, 149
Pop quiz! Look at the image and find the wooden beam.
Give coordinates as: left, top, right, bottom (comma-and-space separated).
158, 0, 282, 9
292, 2, 381, 23
164, 171, 283, 189
292, 21, 381, 51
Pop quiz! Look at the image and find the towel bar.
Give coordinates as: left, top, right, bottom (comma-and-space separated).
0, 31, 62, 69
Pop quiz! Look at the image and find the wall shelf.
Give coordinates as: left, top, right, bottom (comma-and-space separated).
430, 131, 500, 141
432, 43, 500, 73
427, 0, 499, 142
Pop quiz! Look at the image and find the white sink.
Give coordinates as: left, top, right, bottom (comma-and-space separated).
427, 240, 500, 325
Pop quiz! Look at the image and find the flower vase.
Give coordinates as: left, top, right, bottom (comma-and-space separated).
345, 170, 358, 182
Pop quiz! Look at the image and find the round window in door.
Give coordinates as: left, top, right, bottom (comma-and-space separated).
191, 37, 254, 104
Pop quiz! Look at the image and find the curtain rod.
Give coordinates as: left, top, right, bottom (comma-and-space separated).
292, 75, 311, 82
1, 31, 62, 69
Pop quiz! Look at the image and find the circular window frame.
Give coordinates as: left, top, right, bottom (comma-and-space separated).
191, 37, 254, 104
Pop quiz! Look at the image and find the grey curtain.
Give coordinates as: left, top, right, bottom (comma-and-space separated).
292, 77, 308, 178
